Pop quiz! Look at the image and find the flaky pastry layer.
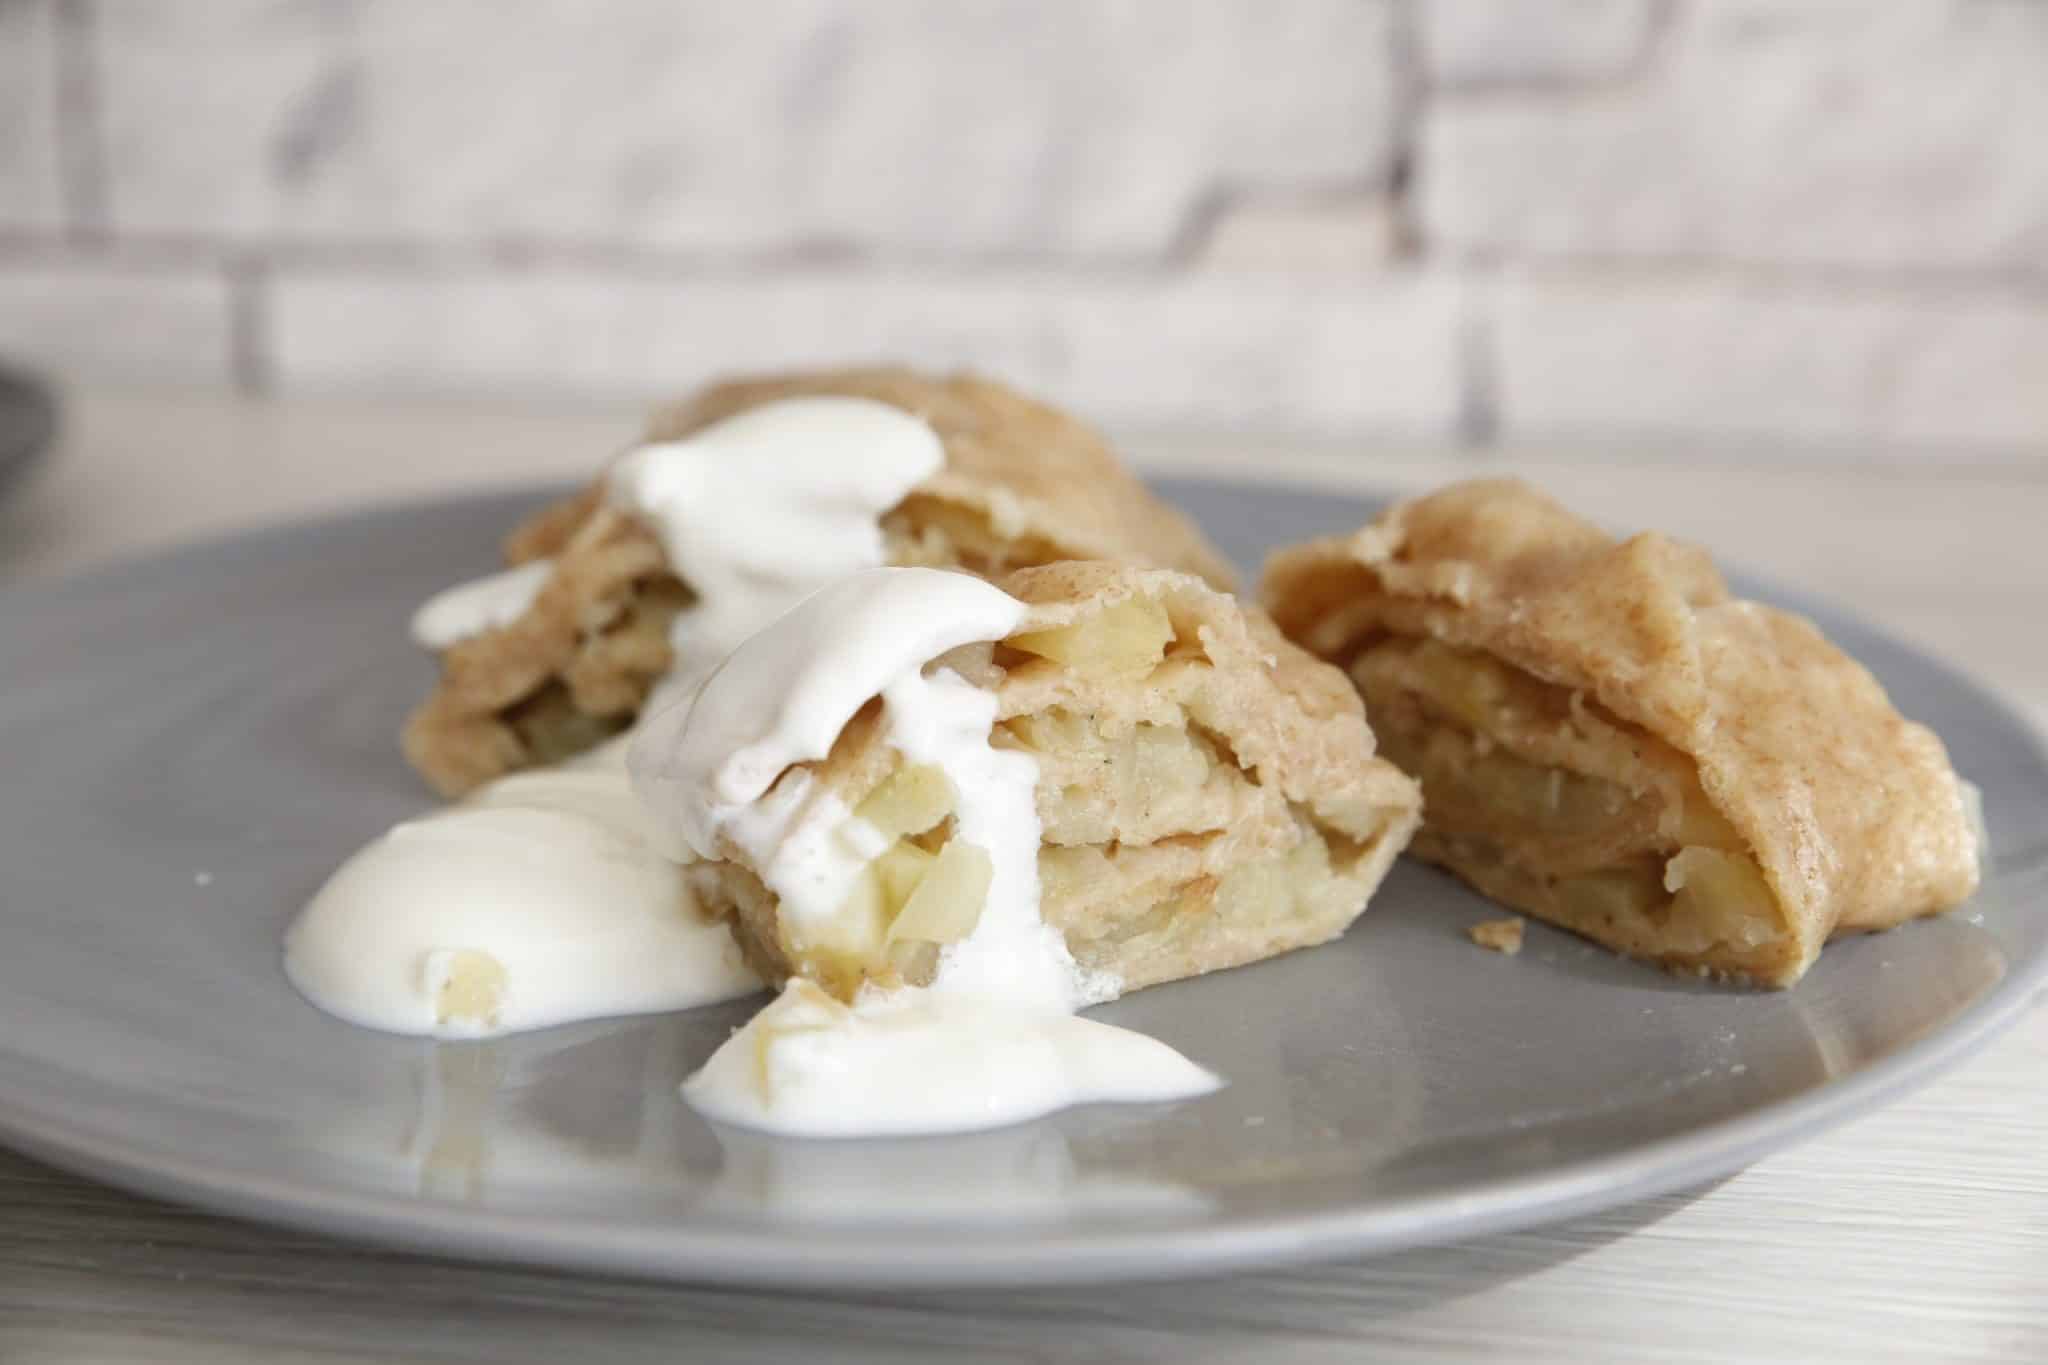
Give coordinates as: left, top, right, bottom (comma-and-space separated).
688, 561, 1422, 1000
1261, 478, 1980, 987
404, 368, 1238, 796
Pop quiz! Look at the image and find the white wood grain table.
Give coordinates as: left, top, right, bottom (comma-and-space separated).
2, 389, 2043, 1364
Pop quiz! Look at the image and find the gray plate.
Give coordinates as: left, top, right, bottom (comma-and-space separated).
0, 480, 2043, 1290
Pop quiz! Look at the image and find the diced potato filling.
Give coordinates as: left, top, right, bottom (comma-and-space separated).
873, 840, 938, 908
888, 840, 993, 948
1536, 847, 1777, 955
1673, 796, 1745, 851
1400, 636, 1521, 735
1663, 845, 1780, 950
1000, 707, 1095, 753
1119, 723, 1217, 813
431, 949, 507, 1027
1399, 725, 1635, 838
796, 866, 892, 970
855, 763, 954, 839
1399, 719, 1744, 863
1364, 638, 1781, 953
1214, 827, 1356, 927
786, 765, 994, 983
1008, 598, 1175, 678
998, 708, 1228, 846
1043, 819, 1370, 984
1039, 844, 1112, 904
1551, 863, 1667, 926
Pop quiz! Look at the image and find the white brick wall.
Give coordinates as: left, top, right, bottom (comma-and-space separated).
0, 0, 62, 233
1495, 271, 2048, 452
1423, 0, 2048, 270
0, 0, 2043, 459
270, 267, 1465, 434
1197, 196, 1398, 272
1420, 0, 1659, 86
0, 263, 235, 385
94, 0, 1395, 257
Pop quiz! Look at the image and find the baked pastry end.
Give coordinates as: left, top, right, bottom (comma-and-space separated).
683, 561, 1423, 1002
1262, 477, 1981, 989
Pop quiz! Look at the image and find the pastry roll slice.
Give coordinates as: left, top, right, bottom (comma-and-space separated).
652, 562, 1421, 1002
1261, 478, 1981, 988
404, 368, 1238, 797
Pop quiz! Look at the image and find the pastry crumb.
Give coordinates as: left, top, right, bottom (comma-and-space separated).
1467, 916, 1525, 956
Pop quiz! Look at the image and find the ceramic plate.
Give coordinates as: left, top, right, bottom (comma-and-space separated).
0, 480, 2042, 1289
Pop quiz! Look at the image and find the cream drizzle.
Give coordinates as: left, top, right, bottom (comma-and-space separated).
643, 568, 1217, 1137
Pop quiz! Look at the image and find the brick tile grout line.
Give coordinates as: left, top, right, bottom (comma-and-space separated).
1159, 180, 1397, 269
1456, 264, 1501, 452
1384, 0, 1424, 259
0, 227, 1352, 280
1, 0, 2041, 467
1160, 185, 1242, 270
1, 229, 2044, 300
1429, 244, 2048, 290
1389, 0, 1493, 462
226, 258, 271, 397
51, 0, 105, 241
1223, 435, 2048, 484
1418, 0, 1682, 100
1492, 442, 2048, 481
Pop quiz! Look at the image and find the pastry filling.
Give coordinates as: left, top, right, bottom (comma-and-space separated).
776, 763, 984, 992
658, 566, 1222, 1135
502, 506, 1067, 762
881, 495, 1069, 581
1353, 637, 1783, 961
405, 397, 948, 796
708, 588, 1399, 998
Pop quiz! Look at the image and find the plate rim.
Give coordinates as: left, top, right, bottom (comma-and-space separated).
1, 478, 2043, 1290
1, 928, 2041, 1290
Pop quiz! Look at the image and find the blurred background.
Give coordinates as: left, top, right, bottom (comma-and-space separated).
1, 0, 2043, 456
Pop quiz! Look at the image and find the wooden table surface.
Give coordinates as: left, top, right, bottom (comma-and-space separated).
1, 388, 2043, 1363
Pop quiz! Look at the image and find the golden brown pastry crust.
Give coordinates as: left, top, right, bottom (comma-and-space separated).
1466, 917, 1525, 956
647, 370, 1239, 592
690, 561, 1422, 1000
404, 368, 1238, 797
1261, 477, 1980, 987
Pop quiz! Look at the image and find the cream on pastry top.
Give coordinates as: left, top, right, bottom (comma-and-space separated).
634, 567, 1219, 1137
296, 397, 945, 1038
410, 560, 554, 651
404, 395, 943, 687
296, 413, 1218, 1135
638, 567, 1091, 996
609, 395, 943, 706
